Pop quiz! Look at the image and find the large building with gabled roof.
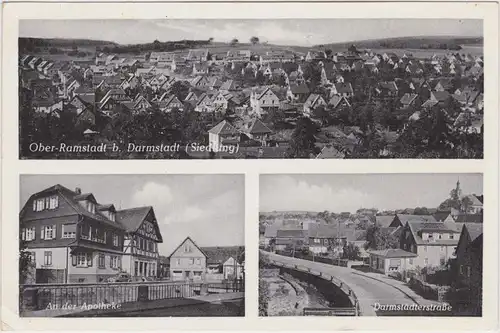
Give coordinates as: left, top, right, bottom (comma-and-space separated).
19, 184, 163, 283
117, 206, 163, 279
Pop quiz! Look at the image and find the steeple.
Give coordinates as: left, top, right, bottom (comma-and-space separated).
455, 177, 462, 197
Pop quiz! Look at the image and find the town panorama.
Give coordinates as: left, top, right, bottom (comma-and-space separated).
19, 32, 484, 159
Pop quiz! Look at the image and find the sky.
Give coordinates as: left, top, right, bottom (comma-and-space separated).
20, 175, 245, 256
260, 174, 483, 213
20, 19, 482, 46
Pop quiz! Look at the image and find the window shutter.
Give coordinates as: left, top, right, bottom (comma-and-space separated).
32, 200, 36, 211
87, 253, 93, 267
21, 229, 26, 241
53, 225, 57, 239
32, 227, 36, 240
40, 226, 45, 240
72, 254, 77, 266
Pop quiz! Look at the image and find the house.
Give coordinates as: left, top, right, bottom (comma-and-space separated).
201, 246, 244, 280
389, 214, 437, 228
368, 249, 418, 276
399, 221, 460, 268
116, 206, 163, 280
333, 83, 354, 98
194, 93, 215, 113
434, 78, 454, 92
454, 223, 483, 314
157, 94, 183, 112
286, 84, 310, 102
33, 99, 63, 115
328, 95, 351, 109
275, 229, 307, 251
187, 49, 209, 62
400, 93, 419, 108
432, 211, 455, 223
20, 185, 127, 283
192, 62, 210, 75
245, 118, 273, 145
168, 237, 207, 281
306, 224, 340, 254
250, 87, 281, 117
208, 120, 241, 150
305, 51, 326, 62
303, 93, 327, 115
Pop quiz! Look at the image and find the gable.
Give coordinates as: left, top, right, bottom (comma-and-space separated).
170, 237, 206, 258
136, 211, 162, 242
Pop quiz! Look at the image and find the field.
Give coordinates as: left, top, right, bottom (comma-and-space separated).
369, 45, 483, 59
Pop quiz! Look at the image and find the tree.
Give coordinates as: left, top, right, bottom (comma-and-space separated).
342, 242, 361, 260
208, 37, 214, 44
19, 240, 34, 284
460, 196, 474, 214
365, 225, 399, 250
287, 117, 319, 158
250, 36, 260, 45
413, 207, 430, 215
230, 38, 239, 46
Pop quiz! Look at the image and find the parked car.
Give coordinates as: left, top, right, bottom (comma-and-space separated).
107, 272, 132, 283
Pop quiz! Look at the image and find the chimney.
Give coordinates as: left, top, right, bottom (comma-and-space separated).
75, 187, 82, 195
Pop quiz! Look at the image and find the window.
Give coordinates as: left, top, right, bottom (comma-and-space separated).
440, 246, 445, 251
43, 226, 55, 240
22, 227, 36, 241
74, 252, 93, 267
49, 196, 59, 209
189, 258, 194, 265
409, 258, 413, 265
34, 198, 45, 212
438, 234, 442, 240
184, 244, 192, 253
450, 234, 454, 240
98, 254, 106, 268
466, 266, 471, 278
33, 196, 58, 211
423, 246, 427, 252
109, 212, 115, 222
424, 258, 429, 266
314, 238, 320, 244
43, 251, 52, 266
177, 259, 181, 265
62, 224, 76, 239
196, 258, 201, 265
111, 256, 120, 269
113, 234, 119, 247
87, 201, 96, 214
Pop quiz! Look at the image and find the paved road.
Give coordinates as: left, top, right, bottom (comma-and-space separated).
264, 252, 417, 316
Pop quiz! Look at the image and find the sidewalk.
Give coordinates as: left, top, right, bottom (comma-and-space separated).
351, 271, 442, 306
22, 292, 244, 317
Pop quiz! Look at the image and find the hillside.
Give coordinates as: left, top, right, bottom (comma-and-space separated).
315, 36, 483, 51
19, 37, 117, 51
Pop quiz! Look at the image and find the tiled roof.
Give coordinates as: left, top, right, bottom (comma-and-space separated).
368, 248, 417, 258
208, 120, 240, 135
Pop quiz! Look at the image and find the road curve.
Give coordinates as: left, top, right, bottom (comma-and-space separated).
263, 251, 418, 316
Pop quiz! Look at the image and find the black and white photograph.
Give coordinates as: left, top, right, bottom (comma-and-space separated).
259, 174, 483, 316
19, 174, 245, 317
19, 19, 483, 159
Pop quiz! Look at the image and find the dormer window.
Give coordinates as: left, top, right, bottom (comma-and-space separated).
33, 195, 58, 212
86, 201, 95, 214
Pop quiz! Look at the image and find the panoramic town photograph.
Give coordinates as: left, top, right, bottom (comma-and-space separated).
259, 174, 483, 316
19, 19, 483, 159
19, 174, 245, 317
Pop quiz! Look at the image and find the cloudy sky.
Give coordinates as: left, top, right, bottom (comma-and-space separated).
20, 19, 482, 46
20, 175, 244, 256
260, 174, 483, 213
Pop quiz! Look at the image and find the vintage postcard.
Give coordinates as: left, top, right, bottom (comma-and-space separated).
19, 174, 245, 318
259, 174, 483, 317
1, 1, 499, 332
16, 18, 484, 160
